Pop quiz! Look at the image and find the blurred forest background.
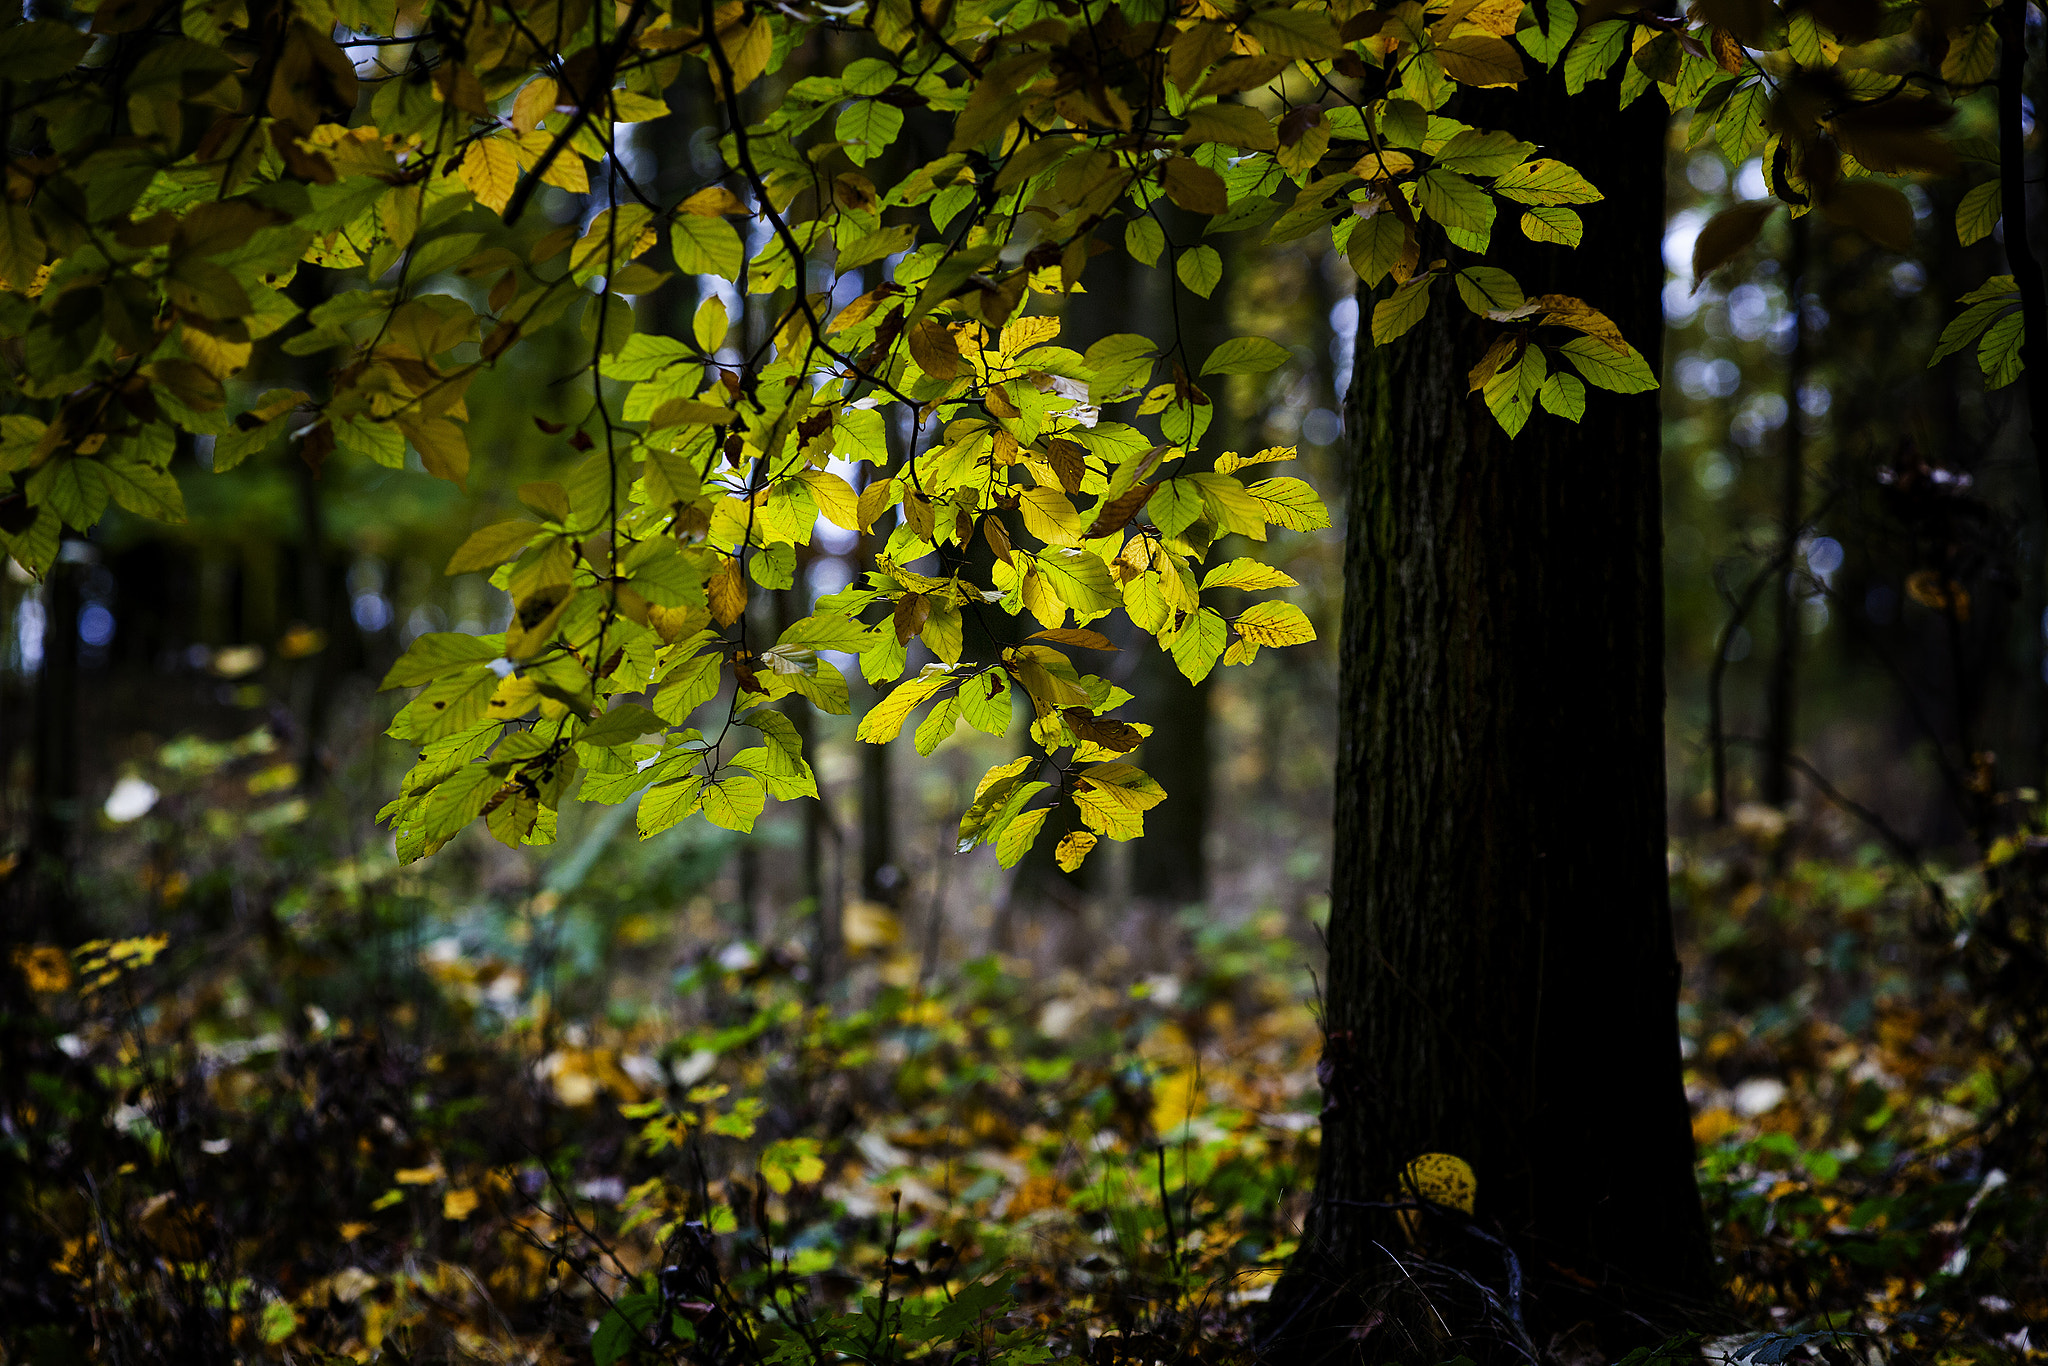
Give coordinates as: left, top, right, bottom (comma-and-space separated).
5, 92, 2048, 1364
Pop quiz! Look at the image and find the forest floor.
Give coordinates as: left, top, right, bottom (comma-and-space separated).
5, 780, 2046, 1365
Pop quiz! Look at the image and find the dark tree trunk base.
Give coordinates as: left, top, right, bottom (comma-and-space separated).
1268, 63, 1716, 1362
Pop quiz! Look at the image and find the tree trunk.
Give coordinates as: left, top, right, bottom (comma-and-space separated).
27, 549, 80, 936
1762, 215, 1809, 810
1128, 229, 1225, 911
1273, 74, 1713, 1355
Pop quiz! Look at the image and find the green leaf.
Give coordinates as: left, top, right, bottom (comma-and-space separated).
835, 99, 905, 165
382, 632, 505, 689
1955, 180, 2001, 247
608, 334, 694, 381
914, 693, 961, 755
1978, 310, 2025, 387
28, 457, 109, 530
1125, 215, 1165, 267
1168, 606, 1227, 682
0, 204, 45, 297
1454, 266, 1525, 315
1481, 344, 1546, 436
1562, 20, 1629, 96
1517, 0, 1577, 68
1371, 274, 1434, 345
1241, 6, 1340, 57
333, 416, 406, 469
1492, 158, 1603, 206
1200, 335, 1291, 376
448, 520, 541, 574
1929, 298, 2009, 366
671, 215, 744, 279
960, 670, 1012, 735
1035, 548, 1117, 615
1539, 369, 1586, 421
693, 296, 729, 352
1176, 244, 1224, 298
1415, 170, 1492, 230
593, 1294, 661, 1366
1084, 334, 1158, 399
100, 457, 187, 522
0, 19, 94, 80
841, 57, 896, 95
580, 703, 664, 747
699, 771, 767, 832
994, 805, 1050, 867
395, 667, 501, 743
1559, 335, 1658, 393
655, 652, 723, 723
1347, 213, 1408, 287
856, 667, 952, 742
1431, 129, 1533, 177
1246, 476, 1330, 531
1148, 479, 1206, 538
1518, 204, 1584, 246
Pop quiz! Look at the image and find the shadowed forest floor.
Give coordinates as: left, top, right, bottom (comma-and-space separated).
7, 746, 2045, 1365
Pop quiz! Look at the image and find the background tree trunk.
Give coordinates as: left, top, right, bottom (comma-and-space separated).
1127, 231, 1226, 912
1762, 214, 1810, 811
1274, 73, 1714, 1353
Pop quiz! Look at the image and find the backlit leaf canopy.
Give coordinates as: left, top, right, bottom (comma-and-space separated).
0, 0, 2005, 864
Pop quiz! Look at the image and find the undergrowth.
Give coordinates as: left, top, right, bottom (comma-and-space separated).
3, 732, 2046, 1364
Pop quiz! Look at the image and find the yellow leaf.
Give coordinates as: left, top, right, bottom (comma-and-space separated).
1234, 600, 1316, 646
716, 17, 773, 94
512, 77, 558, 133
460, 135, 520, 215
1054, 830, 1097, 872
180, 324, 252, 381
442, 1188, 480, 1220
1151, 1065, 1202, 1133
708, 555, 748, 626
799, 469, 859, 528
1400, 1152, 1476, 1214
1463, 0, 1524, 36
680, 186, 749, 216
842, 900, 902, 950
395, 1163, 444, 1185
515, 131, 589, 193
12, 944, 71, 992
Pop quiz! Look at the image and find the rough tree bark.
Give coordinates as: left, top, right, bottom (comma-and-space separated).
1270, 72, 1714, 1356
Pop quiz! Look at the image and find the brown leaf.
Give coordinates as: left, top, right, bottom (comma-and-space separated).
1084, 481, 1157, 539
907, 318, 961, 379
1690, 200, 1778, 288
1820, 181, 1915, 251
1043, 438, 1087, 493
299, 420, 336, 476
1031, 628, 1119, 651
893, 592, 931, 645
982, 513, 1014, 562
1278, 105, 1325, 147
1434, 32, 1525, 87
1160, 157, 1228, 216
1061, 707, 1142, 753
